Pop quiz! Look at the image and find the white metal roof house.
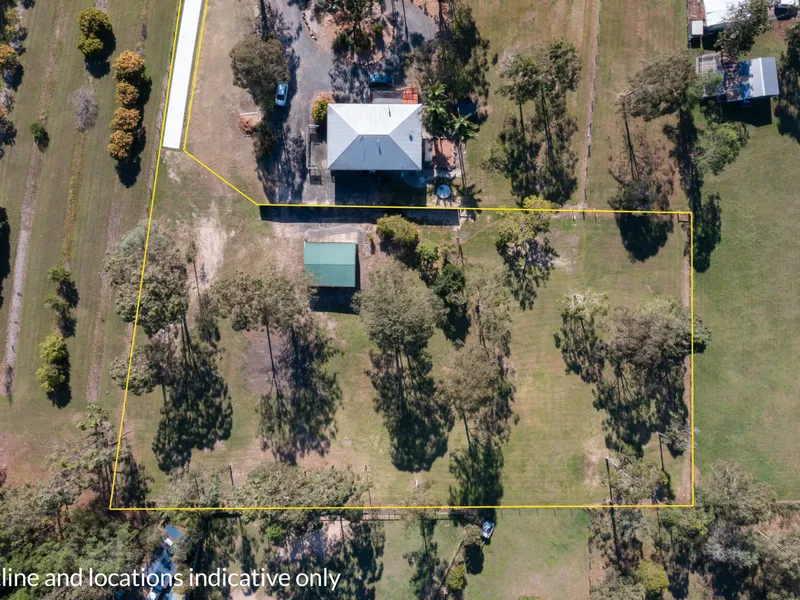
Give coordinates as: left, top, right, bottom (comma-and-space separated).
327, 104, 423, 171
696, 53, 779, 102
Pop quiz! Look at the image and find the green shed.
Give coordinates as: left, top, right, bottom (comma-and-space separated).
303, 241, 358, 288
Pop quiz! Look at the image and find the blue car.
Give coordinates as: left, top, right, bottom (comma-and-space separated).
275, 82, 288, 107
368, 73, 395, 87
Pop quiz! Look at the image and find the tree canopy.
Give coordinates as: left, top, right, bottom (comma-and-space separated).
230, 37, 288, 112
716, 0, 770, 58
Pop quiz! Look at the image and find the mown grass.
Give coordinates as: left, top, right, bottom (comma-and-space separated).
694, 30, 800, 499
586, 0, 686, 209
462, 0, 600, 207
0, 0, 179, 479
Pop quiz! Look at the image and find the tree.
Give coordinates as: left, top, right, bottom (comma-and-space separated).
422, 82, 451, 138
499, 53, 542, 132
438, 344, 512, 452
73, 87, 99, 131
108, 129, 134, 160
495, 196, 557, 308
416, 240, 440, 283
376, 215, 420, 250
77, 8, 112, 58
234, 461, 366, 537
466, 265, 512, 354
358, 264, 440, 358
696, 121, 744, 175
554, 290, 608, 383
591, 569, 647, 600
114, 81, 139, 106
700, 461, 774, 526
311, 97, 330, 125
434, 262, 467, 309
608, 178, 665, 211
785, 22, 800, 70
446, 563, 467, 594
112, 50, 146, 83
621, 51, 696, 121
449, 113, 478, 186
716, 0, 770, 58
230, 37, 288, 112
110, 107, 141, 132
106, 220, 189, 335
0, 43, 19, 73
29, 121, 48, 150
36, 333, 69, 393
636, 560, 668, 598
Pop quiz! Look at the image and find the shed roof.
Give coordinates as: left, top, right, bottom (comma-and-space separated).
327, 104, 422, 171
304, 242, 357, 287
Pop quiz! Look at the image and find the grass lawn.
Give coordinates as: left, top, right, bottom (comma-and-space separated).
586, 0, 686, 209
0, 0, 179, 482
694, 30, 800, 499
463, 0, 600, 207
127, 153, 688, 507
375, 510, 590, 600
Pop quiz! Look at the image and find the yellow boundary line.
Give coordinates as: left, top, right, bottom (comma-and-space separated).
109, 0, 696, 511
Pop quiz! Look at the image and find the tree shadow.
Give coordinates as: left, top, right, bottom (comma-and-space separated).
370, 348, 453, 471
113, 447, 154, 508
84, 31, 116, 78
0, 207, 9, 311
259, 317, 341, 463
152, 341, 233, 473
269, 520, 386, 600
46, 354, 72, 409
448, 438, 504, 507
692, 191, 722, 273
115, 127, 145, 187
775, 55, 800, 142
257, 123, 306, 202
613, 212, 673, 262
497, 234, 557, 310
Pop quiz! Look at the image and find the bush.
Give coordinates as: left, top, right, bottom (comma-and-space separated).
77, 8, 112, 58
110, 107, 141, 132
311, 98, 330, 125
40, 332, 69, 363
446, 563, 467, 592
264, 521, 288, 544
113, 50, 146, 83
108, 129, 134, 160
416, 240, 439, 281
373, 22, 384, 36
252, 121, 276, 158
333, 32, 353, 54
0, 43, 19, 73
73, 87, 99, 132
36, 363, 67, 393
376, 215, 419, 249
29, 121, 48, 149
229, 37, 288, 110
433, 262, 466, 307
37, 332, 70, 389
636, 560, 668, 598
351, 27, 372, 52
114, 81, 140, 106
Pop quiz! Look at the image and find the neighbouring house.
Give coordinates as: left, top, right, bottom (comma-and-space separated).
696, 53, 779, 102
304, 241, 358, 288
691, 0, 773, 36
326, 103, 423, 171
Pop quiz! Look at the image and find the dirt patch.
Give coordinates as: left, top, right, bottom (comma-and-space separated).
551, 228, 580, 275
192, 203, 229, 289
583, 435, 604, 490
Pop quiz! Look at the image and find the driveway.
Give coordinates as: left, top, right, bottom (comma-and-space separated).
268, 0, 437, 203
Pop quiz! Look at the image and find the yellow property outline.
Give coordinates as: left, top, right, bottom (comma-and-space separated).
109, 0, 696, 511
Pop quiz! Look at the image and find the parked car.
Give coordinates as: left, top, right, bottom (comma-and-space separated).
275, 82, 288, 107
368, 73, 395, 87
481, 520, 495, 541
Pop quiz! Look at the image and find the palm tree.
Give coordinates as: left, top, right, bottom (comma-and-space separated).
449, 113, 478, 189
422, 82, 450, 138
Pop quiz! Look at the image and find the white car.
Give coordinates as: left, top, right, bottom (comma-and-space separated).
276, 82, 288, 107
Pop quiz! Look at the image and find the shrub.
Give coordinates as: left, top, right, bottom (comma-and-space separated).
372, 21, 384, 37
433, 262, 466, 308
113, 50, 146, 83
311, 98, 330, 125
115, 81, 140, 106
636, 560, 669, 598
446, 563, 467, 592
416, 240, 439, 282
36, 362, 67, 393
108, 129, 134, 160
29, 121, 48, 148
73, 87, 98, 132
40, 333, 68, 363
333, 32, 353, 54
0, 43, 19, 73
376, 215, 419, 249
351, 27, 372, 52
110, 107, 141, 132
77, 8, 112, 58
264, 521, 288, 544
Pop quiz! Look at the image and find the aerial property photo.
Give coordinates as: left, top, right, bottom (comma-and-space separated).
1, 0, 800, 598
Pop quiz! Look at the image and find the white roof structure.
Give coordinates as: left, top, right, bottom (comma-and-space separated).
327, 104, 423, 171
741, 57, 780, 98
704, 0, 743, 29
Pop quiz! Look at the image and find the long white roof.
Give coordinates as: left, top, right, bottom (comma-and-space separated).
327, 104, 422, 171
705, 0, 745, 28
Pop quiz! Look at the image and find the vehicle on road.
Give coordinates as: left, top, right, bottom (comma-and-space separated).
276, 82, 289, 107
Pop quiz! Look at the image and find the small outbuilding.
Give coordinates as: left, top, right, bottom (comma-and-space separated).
696, 53, 779, 102
303, 241, 358, 288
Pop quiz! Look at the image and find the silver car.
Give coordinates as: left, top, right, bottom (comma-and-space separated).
276, 82, 288, 107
